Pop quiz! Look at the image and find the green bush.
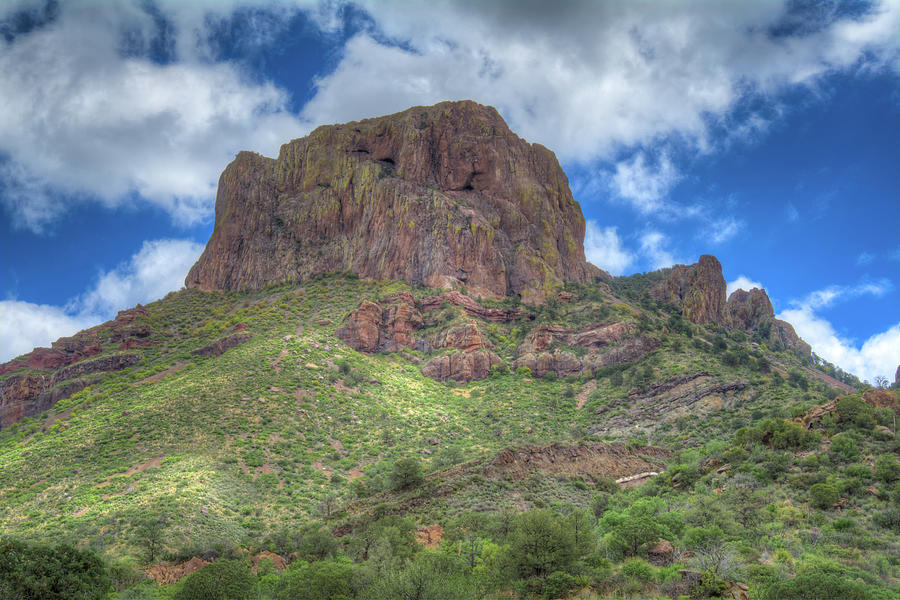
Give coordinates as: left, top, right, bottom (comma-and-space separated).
874, 454, 900, 483
507, 509, 577, 579
830, 435, 860, 462
274, 559, 358, 600
0, 538, 111, 600
809, 483, 839, 509
174, 559, 256, 600
835, 397, 875, 429
765, 571, 869, 600
390, 457, 425, 490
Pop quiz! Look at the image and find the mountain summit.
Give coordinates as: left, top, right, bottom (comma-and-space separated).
185, 100, 604, 304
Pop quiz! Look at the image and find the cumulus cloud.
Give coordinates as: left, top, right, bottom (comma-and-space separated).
0, 239, 203, 362
639, 231, 680, 271
610, 153, 681, 214
3, 1, 899, 231
306, 1, 900, 160
0, 1, 310, 232
776, 280, 898, 382
726, 276, 765, 298
709, 217, 743, 245
0, 302, 99, 363
584, 222, 634, 276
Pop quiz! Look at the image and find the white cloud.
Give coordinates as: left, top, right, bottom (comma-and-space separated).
3, 1, 899, 230
639, 230, 680, 271
610, 153, 681, 213
0, 239, 203, 362
709, 217, 743, 244
856, 251, 875, 266
584, 222, 634, 276
776, 280, 897, 382
306, 1, 900, 160
778, 307, 900, 384
0, 1, 311, 232
726, 276, 764, 298
0, 302, 99, 363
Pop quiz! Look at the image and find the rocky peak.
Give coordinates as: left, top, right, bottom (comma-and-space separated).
651, 255, 726, 325
725, 288, 773, 330
185, 100, 605, 304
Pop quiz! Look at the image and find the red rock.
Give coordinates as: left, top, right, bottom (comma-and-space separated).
185, 100, 605, 304
27, 348, 71, 369
421, 349, 502, 382
420, 290, 523, 322
431, 323, 491, 352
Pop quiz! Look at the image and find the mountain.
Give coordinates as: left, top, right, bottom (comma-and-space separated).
185, 100, 603, 305
1, 102, 897, 600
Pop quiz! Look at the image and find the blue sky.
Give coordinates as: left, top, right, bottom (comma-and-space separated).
1, 0, 898, 383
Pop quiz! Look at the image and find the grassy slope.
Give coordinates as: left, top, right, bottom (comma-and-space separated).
0, 273, 867, 564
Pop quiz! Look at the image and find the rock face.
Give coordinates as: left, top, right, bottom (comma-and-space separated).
725, 288, 773, 330
0, 307, 152, 431
652, 255, 726, 325
185, 100, 604, 304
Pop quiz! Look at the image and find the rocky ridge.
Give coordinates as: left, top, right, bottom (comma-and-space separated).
651, 255, 810, 355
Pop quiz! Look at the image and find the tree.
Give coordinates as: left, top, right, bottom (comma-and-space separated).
133, 514, 168, 563
874, 375, 889, 389
0, 538, 111, 600
507, 509, 577, 579
390, 457, 425, 490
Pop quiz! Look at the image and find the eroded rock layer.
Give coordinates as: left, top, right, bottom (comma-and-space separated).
185, 100, 604, 304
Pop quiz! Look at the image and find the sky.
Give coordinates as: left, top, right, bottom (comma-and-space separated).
1, 0, 898, 383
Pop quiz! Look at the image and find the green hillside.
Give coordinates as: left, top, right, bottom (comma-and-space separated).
1, 273, 898, 599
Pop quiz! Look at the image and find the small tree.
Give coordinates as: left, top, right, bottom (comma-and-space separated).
809, 483, 839, 510
507, 509, 577, 579
133, 514, 168, 563
390, 457, 424, 490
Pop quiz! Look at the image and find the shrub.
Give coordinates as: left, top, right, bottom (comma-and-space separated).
507, 509, 577, 578
874, 454, 900, 483
274, 559, 357, 600
765, 571, 869, 600
830, 435, 860, 462
809, 483, 839, 509
0, 538, 111, 600
835, 397, 875, 430
174, 559, 256, 600
390, 457, 425, 490
621, 557, 655, 582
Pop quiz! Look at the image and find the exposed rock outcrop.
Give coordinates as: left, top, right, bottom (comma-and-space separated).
0, 353, 140, 431
191, 334, 253, 357
483, 442, 669, 481
652, 255, 726, 325
185, 100, 605, 304
725, 288, 773, 331
421, 350, 502, 383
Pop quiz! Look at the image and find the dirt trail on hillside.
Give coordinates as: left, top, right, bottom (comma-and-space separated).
483, 442, 669, 481
575, 380, 596, 409
96, 456, 164, 487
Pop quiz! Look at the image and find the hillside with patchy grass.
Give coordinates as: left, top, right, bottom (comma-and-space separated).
2, 269, 897, 599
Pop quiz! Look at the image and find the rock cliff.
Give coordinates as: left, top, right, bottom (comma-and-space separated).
651, 255, 726, 325
185, 100, 605, 304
